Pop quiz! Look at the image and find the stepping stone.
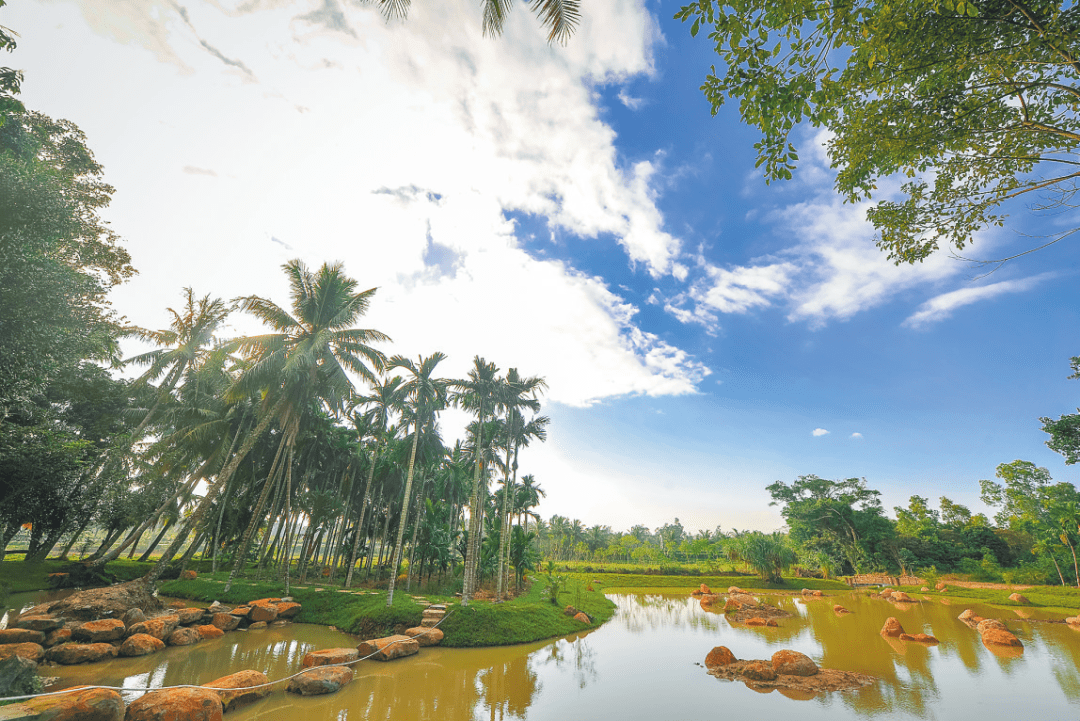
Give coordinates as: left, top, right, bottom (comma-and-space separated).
286, 667, 353, 696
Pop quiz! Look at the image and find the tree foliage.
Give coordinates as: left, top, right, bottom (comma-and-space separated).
1041, 355, 1080, 465
677, 0, 1080, 263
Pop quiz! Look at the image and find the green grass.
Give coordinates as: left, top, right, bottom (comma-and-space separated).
0, 556, 223, 593
586, 572, 850, 593
892, 582, 1080, 615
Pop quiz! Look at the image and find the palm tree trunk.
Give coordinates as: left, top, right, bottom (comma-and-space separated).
462, 409, 485, 607
255, 470, 288, 570
281, 446, 295, 595
211, 413, 249, 574
496, 433, 514, 602
344, 444, 379, 587
363, 483, 385, 578
386, 420, 423, 606
405, 476, 427, 592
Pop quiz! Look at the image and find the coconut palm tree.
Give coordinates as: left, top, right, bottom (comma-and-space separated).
370, 0, 581, 44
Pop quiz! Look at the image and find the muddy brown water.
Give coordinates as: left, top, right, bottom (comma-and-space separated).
8, 590, 1080, 719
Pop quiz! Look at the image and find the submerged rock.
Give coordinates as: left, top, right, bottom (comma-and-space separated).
125, 687, 222, 721
286, 667, 353, 696
899, 633, 940, 644
202, 670, 270, 712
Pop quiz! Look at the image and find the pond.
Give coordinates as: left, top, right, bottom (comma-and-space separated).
16, 590, 1080, 720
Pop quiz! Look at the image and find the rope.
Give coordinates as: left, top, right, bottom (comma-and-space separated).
3, 609, 452, 702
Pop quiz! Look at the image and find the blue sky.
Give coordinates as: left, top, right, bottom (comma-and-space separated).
8, 0, 1078, 532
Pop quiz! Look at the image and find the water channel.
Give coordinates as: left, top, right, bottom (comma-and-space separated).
8, 590, 1080, 720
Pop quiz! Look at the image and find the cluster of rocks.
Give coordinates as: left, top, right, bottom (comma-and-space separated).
872, 588, 915, 603
561, 605, 593, 624
878, 616, 940, 644
697, 586, 792, 627
703, 645, 875, 694
957, 609, 1023, 651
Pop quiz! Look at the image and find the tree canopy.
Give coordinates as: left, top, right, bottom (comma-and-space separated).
676, 0, 1080, 264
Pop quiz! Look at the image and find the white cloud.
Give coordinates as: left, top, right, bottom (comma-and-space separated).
850, 432, 863, 439
902, 273, 1056, 329
617, 89, 644, 109
812, 428, 830, 436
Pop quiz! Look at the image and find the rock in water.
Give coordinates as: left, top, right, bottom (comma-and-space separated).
704, 646, 737, 668
356, 635, 419, 661
46, 643, 118, 665
0, 643, 44, 663
771, 650, 818, 677
210, 613, 240, 632
880, 617, 904, 637
302, 648, 360, 667
118, 634, 166, 657
168, 628, 202, 646
742, 661, 778, 681
0, 629, 46, 645
403, 627, 444, 647
125, 687, 222, 721
201, 670, 270, 711
22, 685, 124, 721
50, 580, 162, 622
122, 608, 146, 628
73, 619, 126, 643
286, 667, 353, 696
898, 633, 939, 644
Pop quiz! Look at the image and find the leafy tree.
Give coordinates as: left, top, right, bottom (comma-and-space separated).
676, 0, 1080, 264
1041, 355, 1080, 465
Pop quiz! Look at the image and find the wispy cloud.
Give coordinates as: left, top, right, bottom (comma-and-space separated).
182, 165, 217, 176
850, 432, 862, 439
902, 273, 1056, 328
617, 89, 644, 110
812, 428, 829, 437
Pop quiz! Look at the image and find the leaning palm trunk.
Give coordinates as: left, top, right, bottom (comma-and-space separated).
344, 444, 379, 587
281, 446, 296, 594
144, 402, 281, 584
386, 421, 423, 606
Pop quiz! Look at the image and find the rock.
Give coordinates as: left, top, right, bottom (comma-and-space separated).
167, 627, 202, 646
196, 625, 224, 640
699, 584, 711, 594
563, 605, 579, 617
247, 605, 278, 623
981, 628, 1023, 647
201, 670, 270, 712
50, 580, 162, 623
228, 607, 251, 619
403, 628, 443, 647
723, 598, 741, 613
920, 587, 929, 592
269, 620, 288, 628
699, 594, 721, 608
127, 616, 179, 641
880, 617, 904, 637
935, 581, 947, 591
47, 642, 118, 665
742, 660, 778, 681
0, 656, 39, 698
899, 633, 939, 644
249, 598, 281, 606
772, 650, 819, 677
1008, 593, 1030, 604
124, 687, 222, 721
44, 629, 72, 647
22, 685, 124, 721
16, 615, 64, 632
728, 586, 745, 594
976, 618, 1008, 634
573, 612, 590, 623
210, 613, 240, 632
833, 605, 850, 615
177, 608, 205, 626
276, 602, 302, 619
118, 634, 166, 657
356, 635, 419, 661
891, 592, 913, 603
731, 593, 758, 606
302, 648, 360, 667
690, 589, 703, 597
958, 609, 985, 628
704, 646, 737, 668
0, 629, 46, 645
179, 570, 197, 580
880, 588, 894, 598
73, 619, 126, 643
247, 622, 267, 630
286, 666, 353, 696
0, 643, 44, 663
744, 617, 777, 627
1066, 616, 1080, 626
811, 590, 824, 597
122, 609, 146, 628
800, 588, 811, 596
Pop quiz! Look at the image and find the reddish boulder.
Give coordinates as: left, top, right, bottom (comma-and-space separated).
704, 646, 737, 668
201, 670, 270, 712
699, 584, 711, 594
880, 617, 904, 637
728, 586, 745, 594
771, 650, 818, 677
125, 687, 222, 721
0, 643, 44, 663
196, 625, 224, 640
23, 685, 123, 721
880, 588, 895, 598
276, 602, 302, 619
249, 598, 281, 606
899, 633, 940, 644
167, 628, 201, 646
248, 605, 278, 623
356, 635, 419, 661
302, 648, 359, 667
286, 666, 353, 696
210, 613, 239, 632
47, 642, 118, 665
744, 617, 777, 627
16, 615, 64, 632
833, 605, 850, 615
723, 598, 741, 613
127, 616, 179, 641
179, 570, 197, 581
698, 594, 721, 608
981, 628, 1023, 647
891, 592, 913, 603
403, 628, 444, 647
976, 619, 1008, 635
935, 581, 947, 591
0, 628, 45, 645
811, 590, 824, 597
177, 608, 205, 626
742, 661, 778, 681
119, 634, 166, 657
122, 609, 146, 628
44, 628, 72, 647
1008, 593, 1029, 604
573, 612, 590, 623
563, 605, 579, 617
73, 619, 126, 643
49, 580, 162, 623
958, 609, 984, 627
228, 607, 251, 619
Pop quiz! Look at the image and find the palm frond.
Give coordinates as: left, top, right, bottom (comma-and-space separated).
529, 0, 579, 44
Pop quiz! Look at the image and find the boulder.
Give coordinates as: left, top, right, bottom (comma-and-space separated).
0, 629, 46, 645
276, 602, 302, 619
0, 656, 39, 698
179, 570, 197, 581
935, 581, 947, 591
0, 643, 44, 663
247, 622, 267, 630
249, 598, 281, 606
1008, 593, 1030, 604
403, 628, 444, 647
880, 588, 894, 598
563, 605, 579, 617
898, 633, 940, 644
728, 586, 745, 594
771, 650, 818, 677
44, 629, 72, 647
958, 609, 983, 625
228, 607, 251, 619
210, 614, 240, 632
302, 648, 359, 667
16, 615, 64, 632
201, 670, 270, 712
118, 634, 166, 657
124, 687, 222, 721
73, 619, 126, 643
811, 590, 824, 597
976, 618, 1008, 634
47, 642, 118, 665
167, 628, 202, 646
22, 685, 124, 721
891, 592, 913, 603
177, 608, 205, 626
573, 612, 590, 624
699, 584, 711, 595
742, 661, 778, 681
286, 666, 353, 696
122, 609, 146, 628
704, 646, 737, 668
1066, 616, 1080, 626
880, 617, 905, 637
196, 625, 224, 640
981, 628, 1023, 648
723, 598, 741, 613
800, 588, 811, 596
127, 616, 180, 641
49, 580, 161, 622
698, 594, 721, 608
247, 605, 277, 624
356, 635, 419, 661
920, 587, 930, 592
743, 617, 777, 627
833, 605, 850, 615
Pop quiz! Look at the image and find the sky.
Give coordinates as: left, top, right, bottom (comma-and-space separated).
7, 0, 1079, 534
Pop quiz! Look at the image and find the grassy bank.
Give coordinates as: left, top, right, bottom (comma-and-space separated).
588, 572, 850, 594
158, 571, 616, 647
890, 582, 1080, 615
0, 557, 171, 593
